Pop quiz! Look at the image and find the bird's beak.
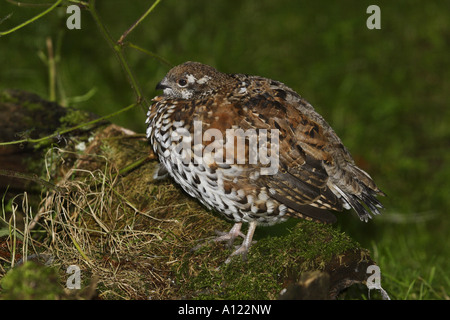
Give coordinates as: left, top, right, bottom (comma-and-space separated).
156, 79, 169, 90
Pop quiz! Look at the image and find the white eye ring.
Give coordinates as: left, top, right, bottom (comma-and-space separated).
177, 79, 188, 87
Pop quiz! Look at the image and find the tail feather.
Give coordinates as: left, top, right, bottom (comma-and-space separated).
334, 184, 385, 222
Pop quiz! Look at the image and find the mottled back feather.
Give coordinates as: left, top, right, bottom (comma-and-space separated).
147, 62, 385, 225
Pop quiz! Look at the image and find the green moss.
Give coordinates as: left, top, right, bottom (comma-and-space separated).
1, 90, 26, 105
0, 262, 63, 300
175, 220, 360, 299
59, 108, 93, 130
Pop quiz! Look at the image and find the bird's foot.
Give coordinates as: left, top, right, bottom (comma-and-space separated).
223, 221, 258, 264
224, 242, 251, 264
193, 221, 258, 265
190, 222, 244, 252
213, 222, 245, 248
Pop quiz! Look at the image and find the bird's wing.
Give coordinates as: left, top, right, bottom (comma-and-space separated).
215, 86, 341, 223
154, 92, 341, 223
228, 79, 383, 223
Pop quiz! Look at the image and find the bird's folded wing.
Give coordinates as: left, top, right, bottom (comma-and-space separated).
258, 155, 341, 224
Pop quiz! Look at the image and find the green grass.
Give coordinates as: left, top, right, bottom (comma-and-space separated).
1, 0, 449, 299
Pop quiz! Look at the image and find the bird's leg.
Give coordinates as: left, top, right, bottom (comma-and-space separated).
191, 222, 244, 252
224, 221, 257, 264
152, 163, 168, 180
213, 222, 245, 248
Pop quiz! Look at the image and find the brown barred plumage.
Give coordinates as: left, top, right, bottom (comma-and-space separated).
146, 62, 385, 262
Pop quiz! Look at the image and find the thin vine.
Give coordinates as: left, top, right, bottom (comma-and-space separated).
0, 0, 166, 146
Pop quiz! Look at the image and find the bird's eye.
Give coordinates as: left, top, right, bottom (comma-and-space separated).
178, 79, 187, 87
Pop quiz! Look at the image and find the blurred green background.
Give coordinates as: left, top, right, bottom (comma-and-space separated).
1, 0, 449, 299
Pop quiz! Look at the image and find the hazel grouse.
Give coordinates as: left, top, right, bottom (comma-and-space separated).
146, 62, 385, 263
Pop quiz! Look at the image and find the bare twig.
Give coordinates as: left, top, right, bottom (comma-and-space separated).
46, 37, 56, 101
0, 0, 63, 36
0, 102, 137, 146
127, 42, 172, 67
88, 0, 145, 107
0, 169, 61, 191
5, 0, 55, 7
117, 0, 162, 45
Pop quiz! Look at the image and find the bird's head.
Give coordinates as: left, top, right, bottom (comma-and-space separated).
156, 61, 232, 99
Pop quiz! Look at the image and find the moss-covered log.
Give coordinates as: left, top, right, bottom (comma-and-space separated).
0, 89, 104, 200
0, 90, 378, 300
